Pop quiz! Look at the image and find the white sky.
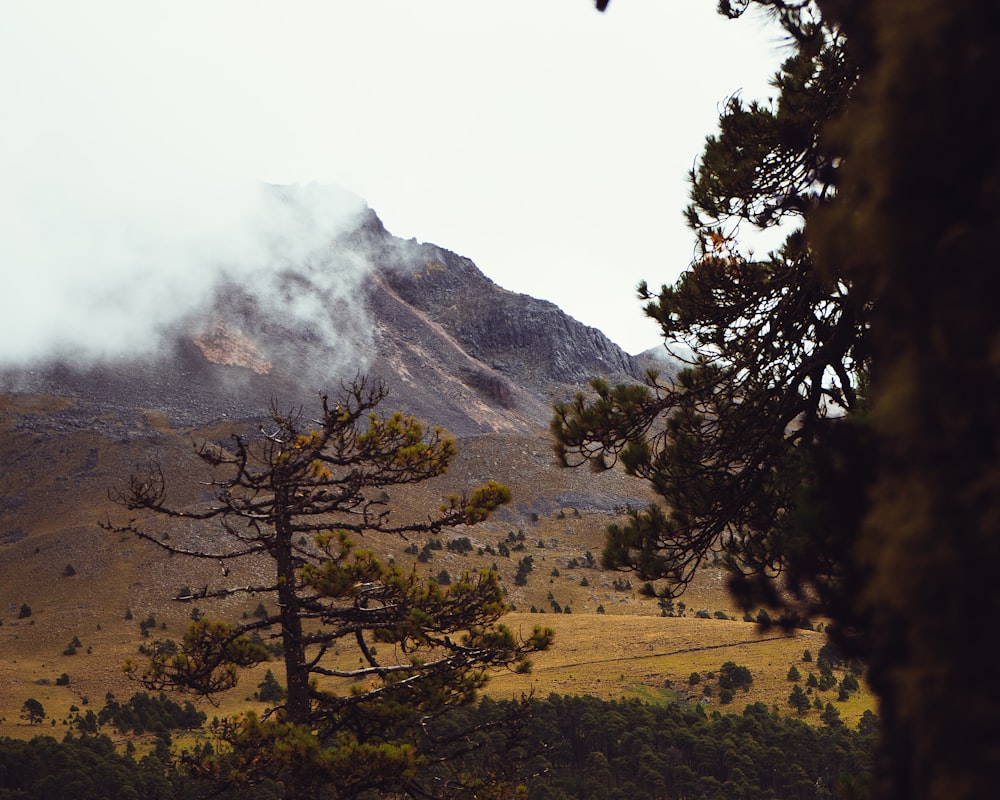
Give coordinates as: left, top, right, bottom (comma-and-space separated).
0, 1, 788, 359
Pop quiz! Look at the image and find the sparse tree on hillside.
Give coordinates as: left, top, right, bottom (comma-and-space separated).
788, 685, 810, 716
104, 377, 552, 798
20, 698, 45, 725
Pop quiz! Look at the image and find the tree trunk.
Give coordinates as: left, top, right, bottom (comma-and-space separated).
274, 516, 310, 725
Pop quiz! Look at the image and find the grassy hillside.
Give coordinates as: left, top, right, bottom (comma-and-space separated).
0, 400, 875, 741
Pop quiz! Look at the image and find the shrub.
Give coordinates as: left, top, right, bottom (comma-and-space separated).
446, 537, 473, 555
18, 603, 31, 619
62, 564, 76, 577
718, 661, 753, 692
514, 556, 533, 586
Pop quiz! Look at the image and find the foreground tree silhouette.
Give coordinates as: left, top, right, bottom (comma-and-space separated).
105, 377, 552, 798
569, 2, 1000, 797
558, 0, 868, 640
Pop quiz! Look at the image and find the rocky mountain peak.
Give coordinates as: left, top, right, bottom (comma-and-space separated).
2, 188, 662, 437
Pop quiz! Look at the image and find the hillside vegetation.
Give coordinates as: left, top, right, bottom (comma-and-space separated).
0, 403, 874, 742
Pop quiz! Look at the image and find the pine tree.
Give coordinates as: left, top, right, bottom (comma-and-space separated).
554, 0, 868, 640
105, 377, 552, 798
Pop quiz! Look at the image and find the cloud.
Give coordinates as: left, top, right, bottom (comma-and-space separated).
0, 161, 371, 367
0, 6, 373, 371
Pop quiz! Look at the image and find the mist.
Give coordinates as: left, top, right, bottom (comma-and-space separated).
0, 163, 373, 369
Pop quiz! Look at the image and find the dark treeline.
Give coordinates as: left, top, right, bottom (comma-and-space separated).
76, 692, 206, 736
0, 694, 875, 799
436, 694, 875, 800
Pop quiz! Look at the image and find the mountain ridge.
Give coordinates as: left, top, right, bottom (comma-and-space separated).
2, 190, 667, 436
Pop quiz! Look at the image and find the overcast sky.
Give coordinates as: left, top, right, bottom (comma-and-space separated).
0, 1, 787, 361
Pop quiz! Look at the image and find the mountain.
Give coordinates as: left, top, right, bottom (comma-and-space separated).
0, 192, 876, 736
0, 191, 667, 706
1, 188, 657, 437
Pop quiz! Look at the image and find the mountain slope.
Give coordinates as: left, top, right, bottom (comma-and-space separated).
1, 191, 653, 436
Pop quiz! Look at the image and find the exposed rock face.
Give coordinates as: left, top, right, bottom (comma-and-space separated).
1, 191, 651, 436
348, 207, 645, 433
359, 211, 638, 389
